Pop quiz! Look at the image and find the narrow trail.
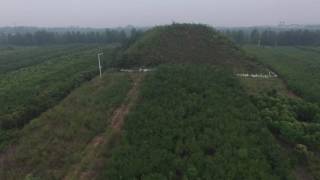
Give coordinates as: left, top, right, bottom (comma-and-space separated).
293, 166, 314, 180
63, 73, 144, 180
274, 135, 314, 180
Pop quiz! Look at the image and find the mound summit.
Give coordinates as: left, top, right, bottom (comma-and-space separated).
119, 23, 261, 72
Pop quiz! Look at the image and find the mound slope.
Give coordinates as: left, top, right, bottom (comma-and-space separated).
119, 23, 262, 72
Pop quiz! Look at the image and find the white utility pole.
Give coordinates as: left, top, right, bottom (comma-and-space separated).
97, 53, 104, 78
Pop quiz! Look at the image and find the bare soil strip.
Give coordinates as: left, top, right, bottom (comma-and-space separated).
64, 73, 144, 180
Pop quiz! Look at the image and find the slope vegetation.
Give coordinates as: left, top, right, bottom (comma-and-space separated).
118, 24, 264, 73
0, 72, 133, 179
105, 24, 320, 179
101, 65, 291, 179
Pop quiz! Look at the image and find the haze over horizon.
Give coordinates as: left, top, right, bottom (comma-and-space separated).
1, 0, 320, 28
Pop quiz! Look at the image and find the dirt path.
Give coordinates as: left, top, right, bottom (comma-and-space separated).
63, 73, 144, 180
0, 145, 17, 179
293, 166, 314, 180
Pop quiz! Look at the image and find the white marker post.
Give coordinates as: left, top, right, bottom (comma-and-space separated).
97, 53, 104, 78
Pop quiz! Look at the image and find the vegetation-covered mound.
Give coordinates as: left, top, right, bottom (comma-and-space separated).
118, 24, 262, 72
101, 65, 291, 179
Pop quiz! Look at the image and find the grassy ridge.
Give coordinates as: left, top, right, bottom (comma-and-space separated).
118, 24, 265, 73
102, 65, 291, 179
0, 45, 113, 130
244, 46, 320, 104
0, 72, 132, 179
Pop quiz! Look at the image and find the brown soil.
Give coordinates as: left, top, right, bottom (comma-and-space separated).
0, 145, 17, 179
293, 166, 314, 180
110, 74, 142, 131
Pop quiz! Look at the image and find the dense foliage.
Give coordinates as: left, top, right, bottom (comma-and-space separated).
253, 94, 320, 147
117, 24, 264, 73
224, 29, 320, 46
245, 46, 320, 104
253, 93, 320, 179
0, 45, 113, 131
101, 65, 292, 179
0, 72, 132, 179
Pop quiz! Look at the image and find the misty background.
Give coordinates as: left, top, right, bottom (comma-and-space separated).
1, 0, 320, 28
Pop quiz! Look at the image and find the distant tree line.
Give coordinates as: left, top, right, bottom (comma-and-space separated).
223, 29, 320, 46
0, 28, 144, 46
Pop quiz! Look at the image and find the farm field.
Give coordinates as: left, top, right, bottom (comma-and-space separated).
0, 44, 115, 150
0, 45, 97, 74
244, 46, 320, 104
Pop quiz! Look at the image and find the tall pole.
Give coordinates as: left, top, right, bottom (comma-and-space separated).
258, 33, 261, 47
97, 53, 103, 78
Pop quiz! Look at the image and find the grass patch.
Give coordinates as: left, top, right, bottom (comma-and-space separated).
238, 77, 293, 97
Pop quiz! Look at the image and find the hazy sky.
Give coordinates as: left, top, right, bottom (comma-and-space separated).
1, 0, 320, 27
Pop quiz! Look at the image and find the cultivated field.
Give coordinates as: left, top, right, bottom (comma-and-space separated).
0, 45, 115, 150
245, 46, 320, 104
